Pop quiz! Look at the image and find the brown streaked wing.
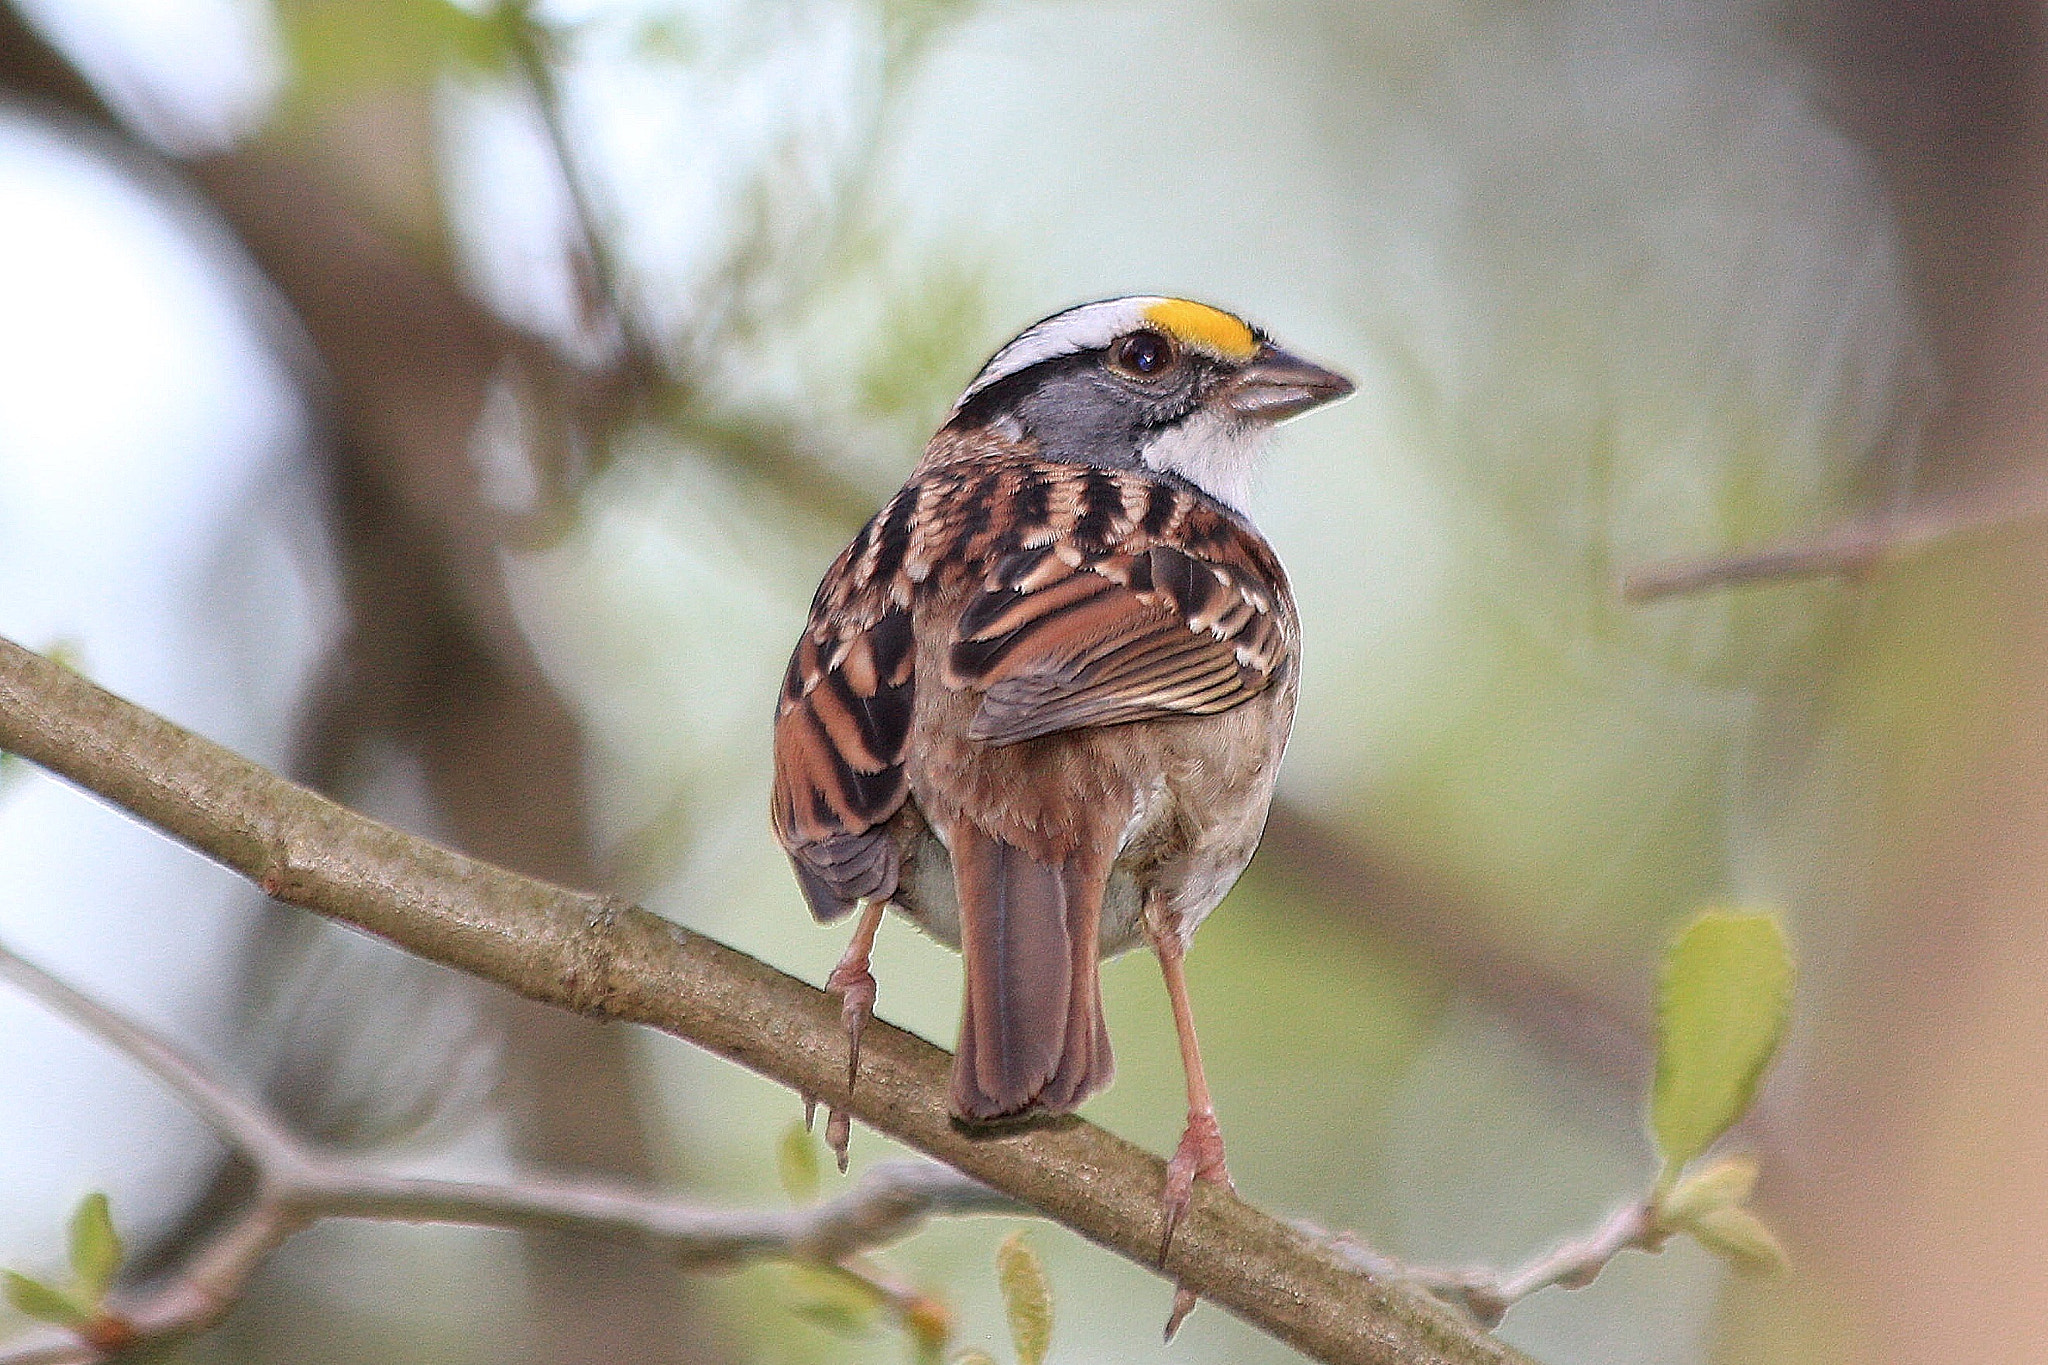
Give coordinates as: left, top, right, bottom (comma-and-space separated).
947, 523, 1290, 748
770, 546, 917, 921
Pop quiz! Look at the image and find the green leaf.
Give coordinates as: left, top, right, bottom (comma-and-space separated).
995, 1232, 1051, 1365
778, 1121, 821, 1205
67, 1193, 121, 1304
1685, 1204, 1789, 1275
5, 1271, 89, 1328
1657, 1154, 1760, 1230
1652, 910, 1794, 1177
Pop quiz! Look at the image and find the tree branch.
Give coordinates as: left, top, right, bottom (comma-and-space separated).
1620, 480, 2048, 602
1323, 1198, 1663, 1331
0, 941, 295, 1172
0, 637, 1535, 1365
0, 936, 1018, 1363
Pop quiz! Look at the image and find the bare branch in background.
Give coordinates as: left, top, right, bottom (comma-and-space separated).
501, 3, 663, 385
1325, 1200, 1663, 1332
1621, 481, 2048, 603
0, 639, 1534, 1365
0, 939, 1013, 1365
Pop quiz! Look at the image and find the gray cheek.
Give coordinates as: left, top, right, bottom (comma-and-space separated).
1017, 383, 1144, 467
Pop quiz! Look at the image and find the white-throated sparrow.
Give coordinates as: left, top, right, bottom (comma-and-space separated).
771, 296, 1351, 1303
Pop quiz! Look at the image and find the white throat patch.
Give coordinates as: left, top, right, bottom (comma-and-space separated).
1138, 409, 1270, 517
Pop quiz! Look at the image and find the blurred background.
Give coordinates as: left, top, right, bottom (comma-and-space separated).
0, 1, 2042, 1361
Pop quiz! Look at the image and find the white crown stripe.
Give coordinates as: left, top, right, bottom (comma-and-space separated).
953, 298, 1164, 411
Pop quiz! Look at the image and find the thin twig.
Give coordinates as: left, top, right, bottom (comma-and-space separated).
0, 636, 1534, 1365
0, 938, 1019, 1363
1322, 1198, 1664, 1331
1621, 481, 2048, 602
503, 3, 663, 385
0, 943, 296, 1170
293, 1159, 1019, 1266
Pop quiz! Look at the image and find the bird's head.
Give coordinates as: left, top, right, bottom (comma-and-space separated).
943, 296, 1354, 513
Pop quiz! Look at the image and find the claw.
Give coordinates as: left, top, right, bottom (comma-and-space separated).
1146, 900, 1230, 1337
825, 1106, 852, 1173
1158, 1108, 1232, 1264
1159, 1165, 1193, 1265
1164, 1285, 1199, 1341
802, 1093, 817, 1131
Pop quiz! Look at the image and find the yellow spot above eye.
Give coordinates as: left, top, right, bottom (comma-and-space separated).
1142, 299, 1259, 361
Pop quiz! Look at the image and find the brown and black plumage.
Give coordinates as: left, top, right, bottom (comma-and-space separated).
769, 296, 1351, 1314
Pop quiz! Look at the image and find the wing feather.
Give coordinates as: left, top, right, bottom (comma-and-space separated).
946, 508, 1291, 748
772, 454, 1295, 915
771, 495, 920, 921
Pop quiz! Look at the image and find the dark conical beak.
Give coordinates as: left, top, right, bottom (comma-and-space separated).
1218, 344, 1356, 423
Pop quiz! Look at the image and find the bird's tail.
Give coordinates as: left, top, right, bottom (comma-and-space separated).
948, 824, 1113, 1120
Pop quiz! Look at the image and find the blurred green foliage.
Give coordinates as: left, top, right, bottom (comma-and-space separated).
3, 1270, 89, 1331
1652, 911, 1793, 1181
783, 1264, 883, 1338
65, 1193, 120, 1307
3, 1191, 123, 1332
275, 0, 515, 102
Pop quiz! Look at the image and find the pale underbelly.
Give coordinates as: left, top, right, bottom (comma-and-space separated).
884, 787, 1261, 958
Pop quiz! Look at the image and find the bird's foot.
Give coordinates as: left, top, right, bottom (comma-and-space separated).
1163, 1105, 1220, 1342
825, 956, 877, 1092
817, 898, 886, 1172
1159, 1108, 1230, 1340
1159, 1108, 1232, 1260
821, 960, 872, 1174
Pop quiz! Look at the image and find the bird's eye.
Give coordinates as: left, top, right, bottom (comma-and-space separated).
1109, 329, 1177, 378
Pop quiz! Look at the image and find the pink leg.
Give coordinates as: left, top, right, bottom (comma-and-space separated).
826, 898, 887, 1089
1145, 897, 1231, 1338
822, 898, 886, 1171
